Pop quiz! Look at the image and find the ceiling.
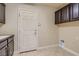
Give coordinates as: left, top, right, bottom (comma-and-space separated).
42, 3, 68, 8
26, 3, 68, 10
38, 3, 68, 9
34, 3, 68, 10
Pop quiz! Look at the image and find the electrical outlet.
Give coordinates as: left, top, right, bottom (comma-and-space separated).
59, 40, 64, 48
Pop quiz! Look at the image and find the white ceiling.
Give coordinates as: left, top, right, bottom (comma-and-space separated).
35, 3, 68, 9
42, 3, 68, 8
26, 3, 68, 10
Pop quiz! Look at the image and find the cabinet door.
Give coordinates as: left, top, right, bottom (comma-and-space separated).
72, 3, 79, 19
69, 4, 73, 21
0, 4, 5, 24
61, 5, 70, 23
8, 38, 14, 56
55, 10, 61, 24
0, 40, 7, 56
0, 46, 8, 56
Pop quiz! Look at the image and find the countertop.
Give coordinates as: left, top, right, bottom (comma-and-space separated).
0, 34, 14, 42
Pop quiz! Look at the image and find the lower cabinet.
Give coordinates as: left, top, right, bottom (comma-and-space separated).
0, 35, 14, 56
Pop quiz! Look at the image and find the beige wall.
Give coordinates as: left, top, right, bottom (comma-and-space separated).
59, 21, 79, 54
0, 4, 59, 51
37, 6, 59, 47
0, 4, 19, 51
1, 3, 79, 54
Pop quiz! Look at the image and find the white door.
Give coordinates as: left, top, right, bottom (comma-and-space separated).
18, 5, 38, 52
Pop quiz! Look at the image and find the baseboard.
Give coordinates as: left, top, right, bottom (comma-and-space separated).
64, 47, 79, 56
14, 44, 58, 55
37, 44, 58, 50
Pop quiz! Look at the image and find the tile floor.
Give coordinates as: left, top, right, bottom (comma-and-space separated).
14, 47, 75, 56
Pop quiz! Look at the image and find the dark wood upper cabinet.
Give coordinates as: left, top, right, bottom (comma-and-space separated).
55, 3, 79, 24
0, 3, 5, 24
61, 5, 70, 23
55, 10, 61, 24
